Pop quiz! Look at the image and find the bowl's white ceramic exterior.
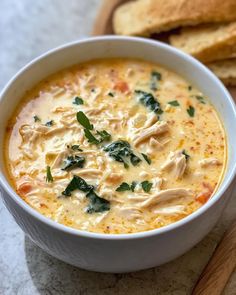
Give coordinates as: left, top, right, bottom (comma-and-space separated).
0, 37, 236, 273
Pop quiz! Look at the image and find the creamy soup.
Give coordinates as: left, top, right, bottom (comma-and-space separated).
5, 59, 226, 234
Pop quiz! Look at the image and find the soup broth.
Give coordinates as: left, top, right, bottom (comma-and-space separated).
5, 59, 226, 234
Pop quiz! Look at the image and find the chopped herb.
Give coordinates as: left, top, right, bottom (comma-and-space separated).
61, 155, 85, 171
187, 106, 195, 117
196, 95, 206, 104
45, 120, 54, 127
182, 150, 190, 160
96, 130, 112, 143
33, 115, 41, 122
62, 176, 110, 213
150, 71, 162, 91
168, 100, 180, 106
142, 153, 151, 165
71, 145, 83, 151
84, 129, 111, 145
141, 181, 153, 193
86, 190, 110, 213
84, 129, 100, 145
116, 182, 131, 192
130, 153, 142, 166
116, 181, 137, 192
76, 111, 93, 130
76, 111, 111, 145
135, 90, 163, 115
76, 112, 111, 145
130, 181, 137, 192
62, 175, 93, 196
104, 140, 141, 168
73, 96, 84, 105
46, 166, 53, 183
108, 92, 115, 97
188, 85, 192, 91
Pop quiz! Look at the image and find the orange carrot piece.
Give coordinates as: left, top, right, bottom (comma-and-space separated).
17, 183, 32, 195
113, 81, 129, 93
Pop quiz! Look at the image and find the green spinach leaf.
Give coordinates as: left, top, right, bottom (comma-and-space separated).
168, 100, 180, 106
62, 155, 85, 171
86, 190, 110, 213
73, 96, 84, 105
141, 181, 153, 193
150, 71, 162, 91
96, 130, 112, 143
116, 182, 131, 192
104, 140, 141, 168
182, 150, 190, 160
62, 175, 94, 196
84, 129, 100, 144
116, 181, 137, 192
196, 95, 206, 104
46, 166, 53, 183
45, 120, 54, 127
33, 115, 41, 122
70, 145, 83, 151
141, 153, 151, 165
77, 111, 93, 130
135, 90, 163, 115
187, 106, 195, 117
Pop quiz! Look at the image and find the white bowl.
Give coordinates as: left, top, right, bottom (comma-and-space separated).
0, 36, 236, 273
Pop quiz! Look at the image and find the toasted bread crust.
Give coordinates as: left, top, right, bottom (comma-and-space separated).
113, 0, 236, 36
170, 23, 236, 63
208, 59, 236, 86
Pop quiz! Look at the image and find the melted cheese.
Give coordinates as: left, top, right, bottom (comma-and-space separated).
4, 58, 226, 234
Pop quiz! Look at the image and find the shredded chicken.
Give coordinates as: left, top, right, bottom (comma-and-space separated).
51, 169, 68, 179
52, 106, 72, 113
149, 137, 164, 150
139, 171, 150, 178
19, 125, 41, 143
86, 107, 105, 116
161, 150, 187, 179
132, 121, 169, 147
126, 68, 134, 77
49, 151, 68, 169
143, 114, 158, 128
199, 158, 221, 167
105, 172, 124, 185
117, 207, 143, 221
19, 125, 45, 158
75, 168, 102, 178
139, 188, 194, 209
50, 86, 65, 97
152, 177, 163, 191
154, 205, 187, 215
45, 126, 69, 136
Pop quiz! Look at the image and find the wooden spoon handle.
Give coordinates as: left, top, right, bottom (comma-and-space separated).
92, 0, 128, 35
192, 221, 236, 295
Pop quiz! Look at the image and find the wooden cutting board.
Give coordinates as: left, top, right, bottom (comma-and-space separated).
93, 0, 236, 101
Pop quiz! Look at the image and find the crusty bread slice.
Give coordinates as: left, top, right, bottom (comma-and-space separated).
170, 23, 236, 63
113, 0, 236, 36
208, 59, 236, 86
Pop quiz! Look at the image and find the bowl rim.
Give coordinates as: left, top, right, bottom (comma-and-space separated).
1, 35, 236, 240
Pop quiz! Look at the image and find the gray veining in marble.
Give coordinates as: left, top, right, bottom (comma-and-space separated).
0, 1, 236, 294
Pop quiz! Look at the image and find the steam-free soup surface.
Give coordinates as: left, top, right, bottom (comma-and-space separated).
5, 59, 226, 234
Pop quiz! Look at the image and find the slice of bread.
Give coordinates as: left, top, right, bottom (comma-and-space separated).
170, 23, 236, 63
113, 0, 236, 36
208, 59, 236, 86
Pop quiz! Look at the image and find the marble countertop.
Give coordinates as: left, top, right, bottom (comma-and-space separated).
0, 1, 236, 294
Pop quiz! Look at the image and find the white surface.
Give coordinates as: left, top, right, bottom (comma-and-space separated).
0, 0, 236, 294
